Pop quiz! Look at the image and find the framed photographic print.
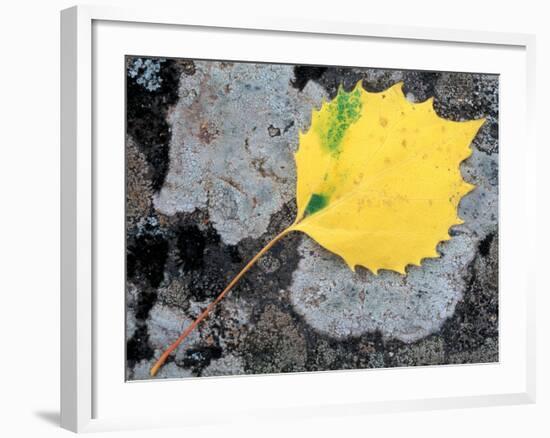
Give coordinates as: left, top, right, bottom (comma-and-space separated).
61, 5, 536, 433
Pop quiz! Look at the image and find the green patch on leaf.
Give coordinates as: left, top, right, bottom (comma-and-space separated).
305, 193, 329, 216
318, 87, 362, 155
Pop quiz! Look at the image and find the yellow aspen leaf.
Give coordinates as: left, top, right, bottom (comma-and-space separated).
288, 81, 485, 274
150, 80, 485, 376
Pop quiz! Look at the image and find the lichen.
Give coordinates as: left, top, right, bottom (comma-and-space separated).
154, 61, 327, 245
127, 58, 165, 92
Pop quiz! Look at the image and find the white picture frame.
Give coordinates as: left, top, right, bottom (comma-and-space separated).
60, 4, 537, 433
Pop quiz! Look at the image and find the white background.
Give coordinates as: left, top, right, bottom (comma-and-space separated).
0, 0, 547, 437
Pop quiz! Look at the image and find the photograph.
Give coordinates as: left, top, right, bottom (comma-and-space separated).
125, 57, 499, 380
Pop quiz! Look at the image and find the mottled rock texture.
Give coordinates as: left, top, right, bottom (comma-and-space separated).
126, 57, 498, 380
154, 61, 326, 244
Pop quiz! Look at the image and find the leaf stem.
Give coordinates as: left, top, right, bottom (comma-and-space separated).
150, 227, 293, 377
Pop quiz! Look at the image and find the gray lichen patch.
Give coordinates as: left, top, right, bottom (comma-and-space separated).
127, 58, 165, 92
146, 303, 201, 352
460, 149, 498, 237
201, 354, 245, 377
154, 61, 327, 245
289, 232, 477, 343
